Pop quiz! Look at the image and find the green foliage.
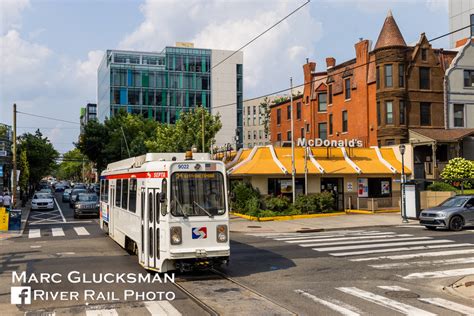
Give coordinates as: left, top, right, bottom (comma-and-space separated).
440, 157, 474, 189
272, 96, 289, 105
0, 124, 8, 139
264, 196, 290, 212
18, 149, 30, 191
17, 130, 59, 185
231, 182, 261, 213
57, 149, 90, 181
259, 97, 271, 137
318, 191, 335, 212
294, 192, 335, 213
427, 182, 457, 192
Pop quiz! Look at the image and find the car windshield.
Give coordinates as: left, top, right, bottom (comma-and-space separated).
171, 172, 225, 217
78, 194, 97, 202
64, 189, 72, 194
34, 193, 50, 200
72, 189, 87, 195
440, 197, 469, 207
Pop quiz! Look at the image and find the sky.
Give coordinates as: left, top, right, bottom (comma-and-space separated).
0, 0, 451, 154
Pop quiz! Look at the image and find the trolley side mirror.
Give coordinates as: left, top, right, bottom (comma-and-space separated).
159, 191, 166, 203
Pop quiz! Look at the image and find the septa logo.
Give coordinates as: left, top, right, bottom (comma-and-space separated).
11, 286, 31, 305
192, 227, 207, 239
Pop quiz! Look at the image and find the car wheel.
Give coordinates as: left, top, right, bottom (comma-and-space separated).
425, 226, 437, 230
449, 215, 464, 231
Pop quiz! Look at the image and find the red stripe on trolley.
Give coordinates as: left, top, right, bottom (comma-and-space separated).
105, 171, 168, 179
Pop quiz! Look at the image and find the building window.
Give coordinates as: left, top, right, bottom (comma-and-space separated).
318, 93, 327, 112
384, 64, 393, 87
376, 66, 380, 89
344, 79, 351, 99
287, 130, 292, 141
420, 102, 431, 126
259, 130, 263, 139
253, 130, 257, 140
328, 85, 333, 104
454, 104, 465, 127
277, 109, 281, 125
342, 111, 348, 132
306, 96, 309, 104
253, 106, 256, 115
421, 48, 427, 61
399, 100, 406, 125
377, 102, 381, 126
385, 101, 393, 125
306, 123, 310, 133
287, 105, 291, 120
318, 123, 327, 140
471, 14, 474, 37
329, 114, 333, 135
386, 139, 395, 146
463, 70, 474, 87
419, 67, 430, 89
398, 64, 404, 87
300, 127, 305, 139
277, 133, 281, 142
247, 131, 251, 140
296, 102, 301, 120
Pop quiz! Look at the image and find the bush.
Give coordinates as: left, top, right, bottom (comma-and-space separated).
244, 196, 261, 215
264, 196, 290, 212
317, 191, 335, 212
294, 194, 318, 213
427, 182, 457, 192
440, 157, 474, 189
231, 182, 260, 213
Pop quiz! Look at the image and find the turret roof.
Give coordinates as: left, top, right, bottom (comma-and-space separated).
374, 10, 407, 50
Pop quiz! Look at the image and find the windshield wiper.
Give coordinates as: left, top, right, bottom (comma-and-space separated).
175, 198, 188, 219
193, 201, 213, 218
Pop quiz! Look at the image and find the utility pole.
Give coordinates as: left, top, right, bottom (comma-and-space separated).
304, 139, 308, 196
120, 126, 131, 158
201, 106, 205, 153
290, 77, 296, 204
12, 103, 17, 208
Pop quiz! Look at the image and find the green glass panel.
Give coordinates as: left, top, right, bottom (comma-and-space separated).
179, 73, 183, 89
193, 73, 196, 89
185, 56, 189, 71
202, 92, 206, 107
142, 72, 149, 87
202, 56, 206, 72
148, 108, 152, 119
186, 91, 189, 107
176, 108, 181, 120
144, 90, 148, 105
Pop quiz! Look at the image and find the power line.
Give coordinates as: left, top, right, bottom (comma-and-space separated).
18, 126, 80, 130
16, 111, 81, 125
211, 0, 311, 70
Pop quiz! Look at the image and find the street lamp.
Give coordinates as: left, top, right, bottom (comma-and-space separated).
290, 77, 296, 204
399, 144, 408, 223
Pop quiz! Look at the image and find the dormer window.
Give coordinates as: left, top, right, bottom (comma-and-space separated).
421, 48, 427, 61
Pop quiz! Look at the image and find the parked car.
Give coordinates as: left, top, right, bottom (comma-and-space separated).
419, 195, 474, 231
62, 189, 72, 202
73, 193, 99, 218
31, 193, 55, 211
69, 189, 88, 207
55, 184, 66, 192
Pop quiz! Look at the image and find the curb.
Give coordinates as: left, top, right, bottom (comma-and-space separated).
443, 276, 474, 301
230, 211, 347, 222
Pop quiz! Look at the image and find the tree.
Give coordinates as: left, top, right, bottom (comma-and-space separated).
57, 149, 88, 181
18, 149, 30, 192
440, 157, 474, 189
259, 97, 271, 137
17, 130, 59, 185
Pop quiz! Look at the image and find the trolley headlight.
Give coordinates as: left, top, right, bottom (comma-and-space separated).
216, 225, 228, 243
170, 226, 182, 245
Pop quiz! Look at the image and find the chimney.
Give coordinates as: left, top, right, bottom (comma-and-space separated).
303, 61, 316, 102
326, 57, 336, 69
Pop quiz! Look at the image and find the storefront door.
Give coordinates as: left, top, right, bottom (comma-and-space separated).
321, 178, 344, 211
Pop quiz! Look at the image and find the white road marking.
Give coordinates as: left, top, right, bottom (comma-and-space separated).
403, 267, 474, 279
28, 229, 41, 239
292, 234, 413, 245
30, 245, 41, 248
377, 286, 410, 291
73, 226, 90, 236
276, 231, 388, 241
370, 256, 474, 269
316, 239, 453, 252
294, 290, 360, 316
331, 241, 458, 257
56, 252, 76, 255
85, 309, 118, 316
54, 198, 66, 223
396, 225, 425, 228
337, 287, 435, 316
350, 246, 474, 261
299, 236, 429, 247
419, 297, 474, 315
51, 227, 65, 237
144, 301, 182, 316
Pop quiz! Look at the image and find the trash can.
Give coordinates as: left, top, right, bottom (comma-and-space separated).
8, 209, 22, 231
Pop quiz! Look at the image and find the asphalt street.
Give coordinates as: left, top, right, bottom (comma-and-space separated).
1, 192, 473, 315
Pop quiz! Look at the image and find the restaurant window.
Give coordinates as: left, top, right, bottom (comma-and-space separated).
344, 78, 351, 99
318, 93, 327, 112
368, 178, 392, 198
419, 67, 430, 89
277, 133, 282, 142
268, 178, 305, 196
384, 64, 393, 87
376, 66, 380, 89
287, 130, 292, 141
463, 70, 474, 87
398, 64, 404, 87
399, 100, 406, 125
287, 105, 291, 120
328, 85, 333, 104
385, 101, 393, 125
296, 102, 301, 120
377, 102, 381, 126
318, 123, 327, 140
329, 114, 333, 135
454, 104, 465, 127
342, 111, 348, 133
420, 102, 431, 126
421, 48, 427, 61
277, 108, 281, 124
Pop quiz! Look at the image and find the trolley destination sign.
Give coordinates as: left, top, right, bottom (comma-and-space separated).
296, 138, 364, 148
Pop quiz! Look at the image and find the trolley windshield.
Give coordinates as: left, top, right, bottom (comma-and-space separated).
171, 172, 225, 217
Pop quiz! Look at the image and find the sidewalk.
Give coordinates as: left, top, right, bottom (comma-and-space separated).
0, 202, 30, 239
446, 275, 474, 301
230, 212, 418, 233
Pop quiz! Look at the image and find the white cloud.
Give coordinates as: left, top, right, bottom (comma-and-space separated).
0, 0, 30, 34
425, 0, 448, 12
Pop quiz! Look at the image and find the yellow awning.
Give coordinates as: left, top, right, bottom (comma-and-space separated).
310, 147, 356, 174
231, 147, 286, 175
348, 148, 393, 174
273, 147, 321, 174
379, 148, 412, 174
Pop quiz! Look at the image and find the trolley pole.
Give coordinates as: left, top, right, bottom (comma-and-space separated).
290, 77, 296, 204
12, 103, 17, 208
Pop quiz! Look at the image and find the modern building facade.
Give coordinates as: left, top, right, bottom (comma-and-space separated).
80, 103, 97, 134
97, 45, 243, 148
449, 0, 474, 48
0, 123, 13, 193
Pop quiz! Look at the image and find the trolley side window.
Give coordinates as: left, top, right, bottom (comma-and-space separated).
100, 179, 109, 202
122, 179, 129, 210
129, 179, 137, 213
148, 192, 153, 223
116, 179, 122, 207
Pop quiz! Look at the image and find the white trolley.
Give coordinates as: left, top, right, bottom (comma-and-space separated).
99, 152, 230, 272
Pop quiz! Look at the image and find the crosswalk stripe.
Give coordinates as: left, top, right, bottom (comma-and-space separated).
369, 256, 474, 269
403, 267, 474, 279
294, 290, 360, 316
299, 236, 430, 248
418, 297, 474, 315
253, 230, 373, 239
287, 234, 412, 244
350, 246, 474, 261
337, 287, 435, 316
28, 229, 41, 239
73, 226, 90, 236
51, 227, 65, 237
377, 286, 410, 291
144, 301, 182, 316
315, 239, 453, 252
85, 309, 118, 316
333, 242, 466, 257
276, 231, 389, 241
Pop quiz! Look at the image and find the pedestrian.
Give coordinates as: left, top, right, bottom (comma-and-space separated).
0, 192, 3, 207
3, 192, 12, 211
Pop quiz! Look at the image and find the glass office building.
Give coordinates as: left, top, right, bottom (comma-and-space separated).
97, 46, 243, 148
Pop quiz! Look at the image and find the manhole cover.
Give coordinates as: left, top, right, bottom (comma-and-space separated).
247, 225, 261, 228
384, 291, 419, 299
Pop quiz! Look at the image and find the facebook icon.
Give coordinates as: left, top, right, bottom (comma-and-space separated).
11, 286, 31, 305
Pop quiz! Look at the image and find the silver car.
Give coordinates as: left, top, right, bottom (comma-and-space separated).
419, 195, 474, 231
